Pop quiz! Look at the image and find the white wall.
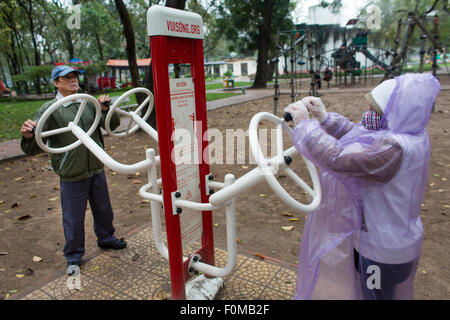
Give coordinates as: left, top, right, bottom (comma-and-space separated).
223, 59, 257, 77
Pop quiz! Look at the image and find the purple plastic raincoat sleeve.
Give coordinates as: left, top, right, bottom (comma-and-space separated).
320, 112, 355, 139
292, 120, 403, 182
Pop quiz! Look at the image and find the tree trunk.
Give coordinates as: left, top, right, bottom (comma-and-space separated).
95, 32, 104, 61
252, 0, 273, 88
18, 0, 42, 95
114, 0, 141, 87
143, 0, 186, 128
165, 0, 186, 10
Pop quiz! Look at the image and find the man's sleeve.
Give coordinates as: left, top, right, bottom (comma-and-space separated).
20, 102, 51, 156
100, 108, 121, 131
292, 120, 403, 183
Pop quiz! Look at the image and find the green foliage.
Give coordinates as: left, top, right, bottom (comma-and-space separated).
73, 62, 108, 76
319, 0, 343, 13
0, 98, 46, 142
215, 0, 295, 56
359, 0, 449, 50
12, 65, 53, 83
223, 70, 233, 78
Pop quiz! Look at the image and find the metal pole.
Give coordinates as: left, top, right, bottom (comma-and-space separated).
290, 31, 295, 103
419, 33, 426, 73
307, 28, 316, 96
273, 31, 281, 115
432, 15, 439, 78
388, 19, 403, 79
398, 13, 416, 76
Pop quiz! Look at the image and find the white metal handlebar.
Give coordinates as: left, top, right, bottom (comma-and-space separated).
248, 112, 321, 213
35, 94, 101, 154
105, 87, 157, 141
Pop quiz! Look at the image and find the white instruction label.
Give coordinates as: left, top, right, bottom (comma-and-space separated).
170, 77, 202, 248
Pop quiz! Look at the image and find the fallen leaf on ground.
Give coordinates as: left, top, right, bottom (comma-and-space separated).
281, 226, 294, 231
289, 218, 300, 222
0, 200, 4, 206
33, 256, 43, 262
254, 253, 266, 260
280, 211, 293, 217
18, 215, 32, 221
11, 202, 20, 208
131, 180, 142, 184
48, 197, 59, 201
132, 254, 140, 262
16, 274, 25, 278
154, 290, 168, 300
0, 251, 8, 256
259, 194, 266, 197
15, 177, 24, 181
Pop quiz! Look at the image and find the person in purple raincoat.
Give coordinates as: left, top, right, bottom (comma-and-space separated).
284, 73, 441, 300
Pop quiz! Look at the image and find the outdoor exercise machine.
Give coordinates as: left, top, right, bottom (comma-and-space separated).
33, 6, 321, 300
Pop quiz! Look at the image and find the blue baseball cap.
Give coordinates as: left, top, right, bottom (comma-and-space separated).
51, 65, 81, 81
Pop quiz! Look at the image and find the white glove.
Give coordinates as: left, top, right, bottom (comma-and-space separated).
284, 101, 309, 125
302, 97, 328, 123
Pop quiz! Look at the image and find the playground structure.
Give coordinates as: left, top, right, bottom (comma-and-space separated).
272, 0, 447, 115
33, 6, 321, 300
271, 23, 392, 115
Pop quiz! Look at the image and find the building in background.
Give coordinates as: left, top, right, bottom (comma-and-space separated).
205, 57, 257, 79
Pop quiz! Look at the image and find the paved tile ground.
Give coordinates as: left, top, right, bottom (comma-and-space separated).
13, 224, 297, 300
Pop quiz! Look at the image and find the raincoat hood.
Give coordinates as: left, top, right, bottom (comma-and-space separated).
381, 74, 441, 135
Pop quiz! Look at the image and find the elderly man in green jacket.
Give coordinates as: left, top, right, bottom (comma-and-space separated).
20, 65, 126, 275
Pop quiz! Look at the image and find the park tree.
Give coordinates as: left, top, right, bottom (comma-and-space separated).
17, 0, 42, 95
358, 0, 448, 51
215, 0, 295, 88
0, 0, 35, 94
113, 0, 187, 128
115, 0, 142, 88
